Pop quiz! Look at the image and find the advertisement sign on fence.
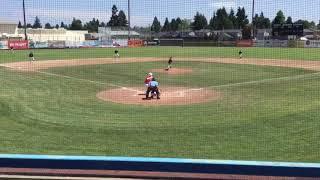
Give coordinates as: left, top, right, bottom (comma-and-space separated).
114, 39, 128, 47
8, 40, 29, 49
100, 40, 113, 47
304, 40, 320, 48
128, 40, 144, 47
80, 41, 100, 48
272, 40, 288, 47
0, 41, 8, 49
253, 40, 288, 47
252, 40, 265, 47
48, 41, 65, 49
65, 41, 81, 48
29, 41, 49, 49
236, 40, 253, 47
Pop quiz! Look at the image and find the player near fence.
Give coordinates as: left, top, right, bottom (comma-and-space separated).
29, 51, 35, 62
10, 46, 14, 53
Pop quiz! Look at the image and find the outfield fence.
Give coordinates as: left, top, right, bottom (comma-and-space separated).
2, 39, 320, 49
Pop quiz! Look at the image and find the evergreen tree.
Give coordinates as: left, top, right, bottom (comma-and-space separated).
236, 7, 249, 29
100, 22, 106, 27
178, 19, 191, 31
192, 12, 208, 30
286, 16, 293, 24
108, 5, 119, 26
44, 22, 52, 29
272, 10, 286, 25
162, 18, 170, 31
118, 10, 128, 27
32, 16, 42, 28
170, 18, 178, 31
229, 9, 236, 28
70, 18, 83, 30
253, 12, 271, 29
151, 16, 161, 33
209, 12, 216, 30
215, 7, 233, 30
86, 18, 100, 32
18, 21, 22, 28
60, 22, 65, 28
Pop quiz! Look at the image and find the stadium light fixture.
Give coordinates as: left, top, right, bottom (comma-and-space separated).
128, 0, 131, 40
251, 0, 255, 39
23, 0, 28, 40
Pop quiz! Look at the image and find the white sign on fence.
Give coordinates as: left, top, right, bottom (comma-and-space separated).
0, 41, 8, 49
305, 40, 320, 48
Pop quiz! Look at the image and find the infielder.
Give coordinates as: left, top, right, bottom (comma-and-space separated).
29, 51, 35, 62
114, 49, 120, 61
165, 57, 173, 71
239, 49, 243, 59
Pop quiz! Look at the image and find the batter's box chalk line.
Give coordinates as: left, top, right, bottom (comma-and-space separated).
121, 87, 145, 94
159, 88, 204, 98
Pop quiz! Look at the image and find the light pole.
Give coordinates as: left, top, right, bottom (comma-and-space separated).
23, 0, 28, 40
251, 0, 255, 39
128, 0, 131, 40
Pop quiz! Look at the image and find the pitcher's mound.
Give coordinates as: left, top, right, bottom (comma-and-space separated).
97, 87, 221, 106
151, 68, 193, 75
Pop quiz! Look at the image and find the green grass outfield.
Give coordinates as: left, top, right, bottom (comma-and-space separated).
0, 47, 320, 162
1, 46, 320, 62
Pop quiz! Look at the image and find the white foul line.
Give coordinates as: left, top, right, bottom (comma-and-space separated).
121, 87, 145, 93
208, 72, 320, 89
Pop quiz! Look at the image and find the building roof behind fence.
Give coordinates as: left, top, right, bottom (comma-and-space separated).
109, 30, 140, 36
0, 18, 17, 25
17, 28, 88, 35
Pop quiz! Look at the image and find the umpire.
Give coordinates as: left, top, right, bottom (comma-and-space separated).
146, 78, 160, 99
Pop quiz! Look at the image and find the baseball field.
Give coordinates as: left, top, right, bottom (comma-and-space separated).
0, 47, 320, 162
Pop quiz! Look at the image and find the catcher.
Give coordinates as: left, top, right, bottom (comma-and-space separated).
146, 78, 160, 99
144, 72, 154, 94
144, 72, 153, 86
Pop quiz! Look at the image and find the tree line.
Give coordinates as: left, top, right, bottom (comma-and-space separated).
18, 5, 127, 33
151, 8, 320, 33
18, 4, 320, 33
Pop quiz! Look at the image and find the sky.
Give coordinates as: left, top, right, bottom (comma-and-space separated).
1, 0, 320, 27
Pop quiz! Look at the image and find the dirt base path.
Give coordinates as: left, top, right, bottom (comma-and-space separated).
97, 87, 221, 106
151, 68, 193, 75
0, 58, 162, 72
2, 57, 320, 72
